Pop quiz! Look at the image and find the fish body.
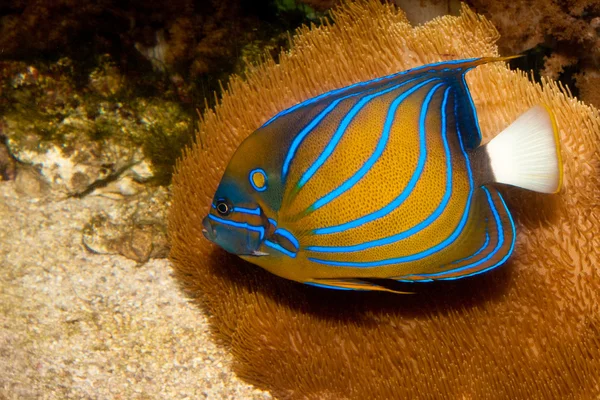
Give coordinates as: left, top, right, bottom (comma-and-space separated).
202, 58, 563, 292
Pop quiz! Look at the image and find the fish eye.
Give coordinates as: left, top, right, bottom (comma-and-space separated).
215, 199, 232, 216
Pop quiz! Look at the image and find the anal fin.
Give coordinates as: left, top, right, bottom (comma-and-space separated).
307, 278, 414, 294
397, 185, 516, 281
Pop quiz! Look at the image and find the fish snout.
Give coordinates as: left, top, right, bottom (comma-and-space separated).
202, 216, 216, 242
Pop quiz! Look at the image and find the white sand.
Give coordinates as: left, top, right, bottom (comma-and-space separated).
0, 182, 271, 399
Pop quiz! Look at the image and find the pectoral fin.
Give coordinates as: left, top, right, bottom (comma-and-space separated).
264, 227, 300, 258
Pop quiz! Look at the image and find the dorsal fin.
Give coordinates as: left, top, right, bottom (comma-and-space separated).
262, 56, 518, 131
440, 56, 519, 150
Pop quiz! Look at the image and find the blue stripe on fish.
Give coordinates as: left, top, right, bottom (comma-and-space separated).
208, 214, 265, 241
307, 85, 453, 252
233, 206, 261, 216
261, 58, 478, 128
274, 228, 300, 250
307, 86, 476, 267
296, 78, 437, 190
450, 229, 490, 265
312, 81, 446, 236
405, 186, 515, 280
264, 240, 297, 258
281, 76, 424, 182
308, 78, 441, 212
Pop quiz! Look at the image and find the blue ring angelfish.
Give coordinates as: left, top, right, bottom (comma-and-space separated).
249, 168, 267, 192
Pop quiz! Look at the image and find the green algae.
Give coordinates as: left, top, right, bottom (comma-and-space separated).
0, 56, 195, 186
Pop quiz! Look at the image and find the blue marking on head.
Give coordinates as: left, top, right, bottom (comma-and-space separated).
296, 77, 428, 190
261, 58, 479, 128
309, 78, 439, 212
204, 174, 271, 256
234, 206, 261, 216
208, 214, 265, 241
312, 81, 446, 236
307, 90, 478, 268
307, 85, 453, 252
249, 168, 267, 192
264, 240, 297, 258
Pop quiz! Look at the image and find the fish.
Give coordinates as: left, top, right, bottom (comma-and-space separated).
201, 57, 563, 293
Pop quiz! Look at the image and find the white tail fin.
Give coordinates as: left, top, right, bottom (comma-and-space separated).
485, 105, 563, 194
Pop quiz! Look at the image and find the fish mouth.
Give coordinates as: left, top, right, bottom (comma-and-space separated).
201, 215, 269, 256
202, 217, 216, 242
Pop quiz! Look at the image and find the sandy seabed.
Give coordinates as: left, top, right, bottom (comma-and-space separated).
0, 182, 271, 399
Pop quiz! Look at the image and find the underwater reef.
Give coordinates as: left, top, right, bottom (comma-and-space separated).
169, 1, 600, 399
0, 0, 324, 106
0, 0, 325, 192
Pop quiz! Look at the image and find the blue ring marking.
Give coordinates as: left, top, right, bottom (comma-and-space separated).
307, 86, 453, 252
307, 88, 476, 268
308, 78, 439, 212
264, 240, 297, 258
208, 214, 265, 241
312, 81, 446, 236
233, 206, 261, 216
281, 76, 424, 182
296, 77, 431, 190
268, 218, 277, 227
249, 168, 267, 192
261, 58, 479, 128
274, 228, 300, 250
304, 282, 354, 291
406, 187, 515, 280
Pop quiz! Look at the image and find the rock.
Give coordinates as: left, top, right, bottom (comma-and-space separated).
14, 165, 50, 198
1, 59, 193, 197
82, 187, 170, 263
0, 138, 16, 180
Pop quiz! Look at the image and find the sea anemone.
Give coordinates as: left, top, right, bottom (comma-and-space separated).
168, 1, 600, 398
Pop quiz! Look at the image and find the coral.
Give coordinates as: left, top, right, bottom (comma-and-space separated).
394, 0, 463, 25
465, 0, 600, 107
168, 1, 600, 398
295, 0, 339, 12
